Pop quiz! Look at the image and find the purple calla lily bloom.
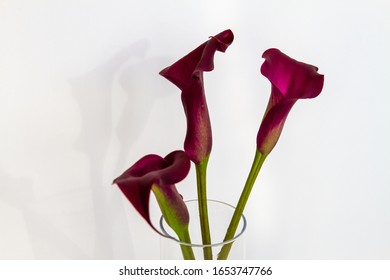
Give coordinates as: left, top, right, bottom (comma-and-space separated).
257, 48, 324, 155
160, 29, 234, 164
113, 150, 191, 235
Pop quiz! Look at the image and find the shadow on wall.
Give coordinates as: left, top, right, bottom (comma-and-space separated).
0, 170, 34, 258
0, 170, 83, 260
69, 39, 175, 259
115, 55, 174, 169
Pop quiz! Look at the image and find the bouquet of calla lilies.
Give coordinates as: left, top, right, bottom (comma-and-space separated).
113, 29, 324, 260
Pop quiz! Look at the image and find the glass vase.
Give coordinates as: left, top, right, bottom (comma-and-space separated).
159, 199, 247, 260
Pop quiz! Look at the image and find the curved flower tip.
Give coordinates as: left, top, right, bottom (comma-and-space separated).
159, 29, 234, 164
257, 48, 324, 155
113, 150, 191, 235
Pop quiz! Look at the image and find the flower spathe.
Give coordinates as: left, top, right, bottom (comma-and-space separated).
113, 150, 190, 236
159, 29, 234, 164
256, 48, 324, 155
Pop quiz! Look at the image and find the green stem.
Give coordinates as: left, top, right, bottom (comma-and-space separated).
177, 229, 196, 260
217, 150, 267, 260
195, 157, 213, 260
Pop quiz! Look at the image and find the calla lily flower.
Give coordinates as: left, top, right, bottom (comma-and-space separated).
159, 29, 234, 164
257, 48, 324, 155
218, 49, 325, 259
113, 151, 191, 236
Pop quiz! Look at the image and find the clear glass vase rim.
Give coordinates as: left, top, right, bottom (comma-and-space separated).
159, 199, 247, 248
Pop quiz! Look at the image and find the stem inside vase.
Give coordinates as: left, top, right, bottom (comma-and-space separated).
159, 199, 247, 260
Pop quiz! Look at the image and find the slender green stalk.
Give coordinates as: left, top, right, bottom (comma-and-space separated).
195, 157, 213, 260
177, 229, 196, 260
217, 150, 267, 260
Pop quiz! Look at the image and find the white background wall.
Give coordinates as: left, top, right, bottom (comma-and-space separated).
1, 0, 389, 259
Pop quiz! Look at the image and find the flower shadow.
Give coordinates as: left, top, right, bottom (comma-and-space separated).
69, 40, 175, 259
69, 40, 150, 258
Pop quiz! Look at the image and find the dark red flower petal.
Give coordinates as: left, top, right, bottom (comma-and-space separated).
160, 30, 234, 163
257, 49, 324, 155
113, 150, 191, 234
